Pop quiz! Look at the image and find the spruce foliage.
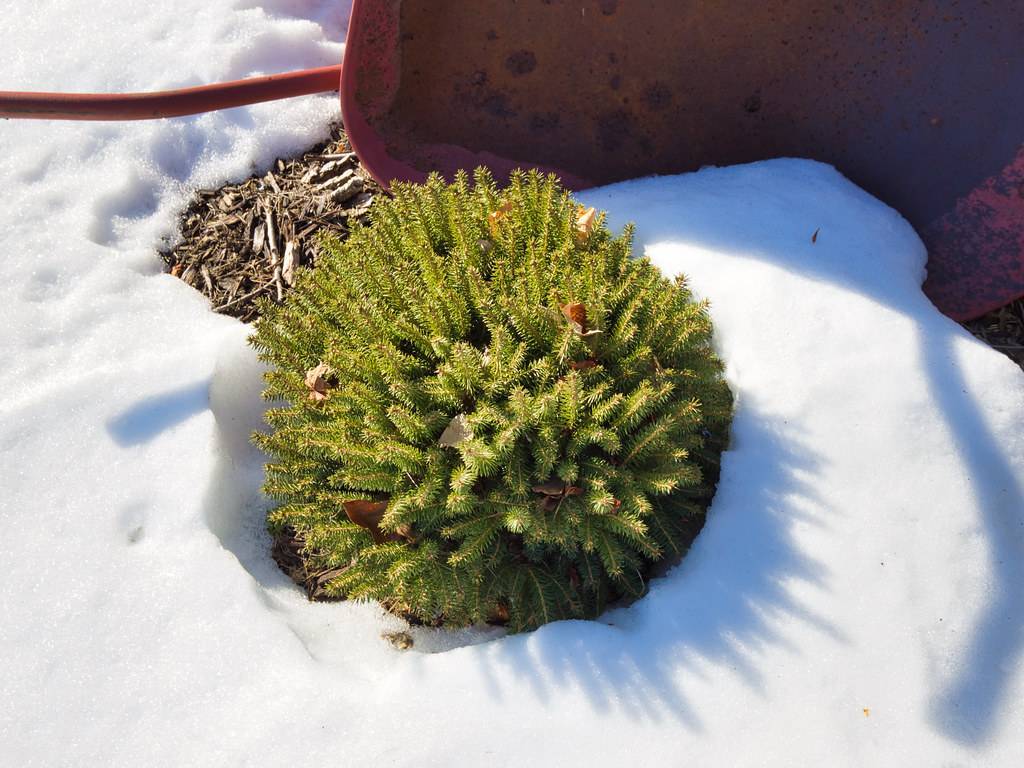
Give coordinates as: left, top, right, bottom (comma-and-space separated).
250, 168, 732, 632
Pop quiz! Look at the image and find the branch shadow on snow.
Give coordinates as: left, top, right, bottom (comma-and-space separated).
919, 323, 1024, 747
474, 408, 835, 730
581, 161, 1024, 744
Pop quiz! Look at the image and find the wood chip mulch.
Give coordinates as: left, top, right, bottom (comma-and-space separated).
160, 124, 380, 322
965, 298, 1024, 372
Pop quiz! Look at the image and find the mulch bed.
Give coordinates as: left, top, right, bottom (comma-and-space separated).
964, 298, 1024, 371
164, 124, 1024, 612
161, 124, 379, 323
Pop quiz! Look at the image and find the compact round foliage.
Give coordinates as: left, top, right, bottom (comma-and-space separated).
252, 169, 732, 632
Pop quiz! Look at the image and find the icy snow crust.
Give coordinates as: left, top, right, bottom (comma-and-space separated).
2, 3, 1023, 766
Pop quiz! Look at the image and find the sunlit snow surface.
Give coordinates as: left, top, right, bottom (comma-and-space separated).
1, 3, 1023, 766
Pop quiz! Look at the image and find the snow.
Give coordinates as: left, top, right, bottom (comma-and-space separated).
1, 2, 1023, 766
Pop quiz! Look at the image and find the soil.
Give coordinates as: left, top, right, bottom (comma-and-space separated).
270, 525, 345, 602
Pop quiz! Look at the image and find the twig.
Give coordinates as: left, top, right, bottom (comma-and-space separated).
263, 201, 280, 267
272, 266, 285, 302
213, 280, 274, 312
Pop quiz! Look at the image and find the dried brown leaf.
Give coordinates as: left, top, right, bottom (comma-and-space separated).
487, 200, 514, 237
343, 500, 411, 545
343, 499, 390, 544
490, 603, 510, 624
561, 302, 587, 333
438, 413, 473, 447
304, 361, 335, 403
575, 206, 597, 240
383, 631, 414, 650
532, 480, 568, 497
531, 481, 583, 498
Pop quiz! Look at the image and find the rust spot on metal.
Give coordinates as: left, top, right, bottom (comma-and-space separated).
505, 50, 537, 76
643, 82, 672, 111
530, 112, 560, 133
596, 109, 633, 152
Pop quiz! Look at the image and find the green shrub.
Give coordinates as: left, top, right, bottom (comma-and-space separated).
250, 168, 732, 632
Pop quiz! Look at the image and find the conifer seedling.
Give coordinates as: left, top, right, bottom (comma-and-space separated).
251, 168, 733, 632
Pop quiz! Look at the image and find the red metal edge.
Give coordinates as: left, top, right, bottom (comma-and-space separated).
922, 146, 1024, 321
340, 0, 424, 190
340, 0, 591, 191
0, 65, 341, 121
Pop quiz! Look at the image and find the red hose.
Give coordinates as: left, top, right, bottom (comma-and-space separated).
0, 65, 341, 121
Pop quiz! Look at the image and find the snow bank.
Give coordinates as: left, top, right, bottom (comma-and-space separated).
1, 3, 1023, 766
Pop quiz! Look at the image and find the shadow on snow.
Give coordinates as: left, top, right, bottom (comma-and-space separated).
583, 161, 1024, 743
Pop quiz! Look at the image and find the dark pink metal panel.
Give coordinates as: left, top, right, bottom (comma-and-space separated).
921, 148, 1024, 320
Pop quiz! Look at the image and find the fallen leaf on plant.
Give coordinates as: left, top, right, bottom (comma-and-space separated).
541, 496, 560, 512
487, 200, 514, 237
561, 302, 587, 329
532, 481, 584, 497
561, 301, 602, 336
490, 603, 511, 624
576, 206, 597, 240
304, 362, 335, 403
344, 499, 386, 526
533, 480, 568, 496
344, 499, 404, 545
438, 413, 473, 447
569, 359, 597, 370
